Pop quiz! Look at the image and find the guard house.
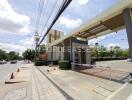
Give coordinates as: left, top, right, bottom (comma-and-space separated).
52, 37, 90, 63
47, 29, 91, 64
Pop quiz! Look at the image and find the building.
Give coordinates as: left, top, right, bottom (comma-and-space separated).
47, 29, 64, 45
46, 29, 91, 66
46, 29, 64, 61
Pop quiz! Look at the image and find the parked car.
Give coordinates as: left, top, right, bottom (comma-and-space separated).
127, 58, 132, 62
10, 60, 17, 64
0, 60, 7, 64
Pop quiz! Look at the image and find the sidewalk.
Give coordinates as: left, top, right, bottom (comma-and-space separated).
0, 64, 67, 100
0, 65, 30, 100
29, 65, 67, 100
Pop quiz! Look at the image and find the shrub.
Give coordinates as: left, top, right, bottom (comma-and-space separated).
58, 60, 71, 70
34, 60, 48, 66
34, 60, 59, 66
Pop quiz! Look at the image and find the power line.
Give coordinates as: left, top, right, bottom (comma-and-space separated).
36, 0, 46, 30
39, 0, 60, 34
35, 0, 43, 31
38, 0, 72, 47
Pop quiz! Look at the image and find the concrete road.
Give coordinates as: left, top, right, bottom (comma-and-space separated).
0, 61, 23, 82
96, 60, 132, 72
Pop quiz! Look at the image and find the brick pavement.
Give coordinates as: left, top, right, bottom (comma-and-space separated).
76, 66, 129, 83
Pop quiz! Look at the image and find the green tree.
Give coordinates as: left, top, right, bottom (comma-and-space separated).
39, 44, 46, 54
90, 48, 97, 57
22, 49, 35, 61
98, 45, 107, 58
109, 46, 114, 58
114, 46, 122, 57
0, 49, 8, 60
122, 49, 129, 58
8, 51, 20, 60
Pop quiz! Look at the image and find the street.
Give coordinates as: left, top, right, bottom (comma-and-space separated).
0, 61, 23, 82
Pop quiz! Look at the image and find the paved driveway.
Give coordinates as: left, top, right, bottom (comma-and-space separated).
96, 60, 132, 72
39, 66, 122, 100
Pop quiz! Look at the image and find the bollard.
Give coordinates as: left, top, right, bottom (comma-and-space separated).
10, 72, 14, 79
53, 68, 56, 70
17, 68, 20, 72
130, 73, 132, 77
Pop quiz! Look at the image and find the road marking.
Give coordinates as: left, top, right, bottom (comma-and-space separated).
127, 93, 132, 100
105, 82, 128, 100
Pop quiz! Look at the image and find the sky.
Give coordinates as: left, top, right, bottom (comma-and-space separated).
0, 0, 129, 54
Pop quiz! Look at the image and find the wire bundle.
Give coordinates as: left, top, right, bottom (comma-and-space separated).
34, 0, 72, 48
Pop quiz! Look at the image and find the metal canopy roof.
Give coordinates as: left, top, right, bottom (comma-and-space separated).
49, 0, 132, 47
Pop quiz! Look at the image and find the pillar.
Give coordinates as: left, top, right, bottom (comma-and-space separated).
123, 8, 132, 60
51, 46, 53, 62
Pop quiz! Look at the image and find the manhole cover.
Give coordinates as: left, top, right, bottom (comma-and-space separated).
3, 87, 27, 100
93, 86, 112, 97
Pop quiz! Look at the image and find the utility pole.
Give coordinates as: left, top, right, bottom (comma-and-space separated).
34, 31, 40, 61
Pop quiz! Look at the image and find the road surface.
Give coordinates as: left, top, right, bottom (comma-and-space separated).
0, 61, 23, 82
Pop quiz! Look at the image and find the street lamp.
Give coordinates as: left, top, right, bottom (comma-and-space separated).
34, 31, 40, 48
95, 43, 99, 60
34, 31, 40, 60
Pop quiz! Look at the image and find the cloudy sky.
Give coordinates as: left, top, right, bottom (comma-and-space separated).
0, 0, 129, 54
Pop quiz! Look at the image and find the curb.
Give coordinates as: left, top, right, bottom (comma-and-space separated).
36, 66, 74, 100
0, 67, 21, 85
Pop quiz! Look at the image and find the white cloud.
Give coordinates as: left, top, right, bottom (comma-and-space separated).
89, 32, 117, 45
77, 0, 90, 5
0, 0, 30, 34
59, 15, 82, 28
107, 43, 120, 49
0, 36, 35, 54
89, 36, 106, 45
0, 42, 26, 54
19, 37, 35, 47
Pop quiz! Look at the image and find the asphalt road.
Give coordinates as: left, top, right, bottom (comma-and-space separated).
0, 61, 23, 82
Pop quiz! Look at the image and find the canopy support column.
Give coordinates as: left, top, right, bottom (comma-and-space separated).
123, 8, 132, 60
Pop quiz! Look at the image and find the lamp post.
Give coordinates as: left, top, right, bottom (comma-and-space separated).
95, 43, 99, 60
34, 31, 40, 60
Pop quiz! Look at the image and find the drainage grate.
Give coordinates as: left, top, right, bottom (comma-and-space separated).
93, 86, 112, 97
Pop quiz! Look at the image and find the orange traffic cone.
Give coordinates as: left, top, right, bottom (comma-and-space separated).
10, 73, 14, 79
17, 68, 20, 72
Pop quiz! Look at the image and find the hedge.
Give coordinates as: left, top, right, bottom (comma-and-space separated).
92, 57, 128, 61
58, 60, 71, 70
34, 60, 48, 66
34, 60, 58, 66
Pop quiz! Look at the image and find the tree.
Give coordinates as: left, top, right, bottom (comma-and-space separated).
8, 51, 20, 60
39, 44, 46, 54
98, 45, 107, 58
90, 44, 129, 59
114, 46, 122, 57
90, 48, 97, 57
122, 49, 129, 58
109, 46, 114, 58
0, 49, 8, 60
22, 49, 35, 61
